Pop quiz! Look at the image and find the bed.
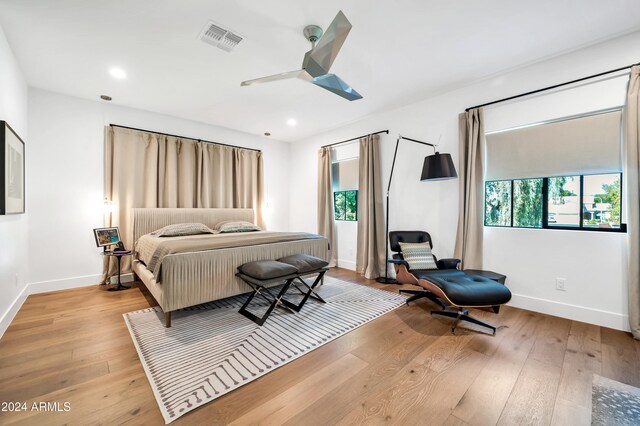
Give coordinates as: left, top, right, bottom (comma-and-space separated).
130, 208, 329, 326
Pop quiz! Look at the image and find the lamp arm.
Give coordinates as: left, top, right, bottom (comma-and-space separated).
399, 135, 438, 150
386, 136, 437, 193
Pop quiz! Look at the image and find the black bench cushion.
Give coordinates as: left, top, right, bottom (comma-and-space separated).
412, 269, 512, 307
278, 254, 328, 273
238, 260, 298, 280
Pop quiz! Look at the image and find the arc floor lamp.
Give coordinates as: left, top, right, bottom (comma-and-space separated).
376, 135, 458, 284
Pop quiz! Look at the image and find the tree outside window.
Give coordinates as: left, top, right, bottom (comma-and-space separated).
485, 173, 623, 231
513, 179, 543, 227
485, 181, 511, 226
334, 190, 358, 221
584, 174, 621, 228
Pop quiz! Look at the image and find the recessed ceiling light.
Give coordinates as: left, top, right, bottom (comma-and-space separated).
109, 67, 127, 80
100, 95, 112, 101
287, 118, 297, 126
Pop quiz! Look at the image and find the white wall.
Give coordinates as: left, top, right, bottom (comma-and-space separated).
0, 25, 29, 334
482, 74, 629, 331
289, 30, 640, 330
26, 88, 291, 291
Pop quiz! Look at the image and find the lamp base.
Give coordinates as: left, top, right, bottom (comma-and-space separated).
376, 277, 398, 284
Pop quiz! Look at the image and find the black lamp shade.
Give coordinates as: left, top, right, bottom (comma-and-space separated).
420, 152, 457, 181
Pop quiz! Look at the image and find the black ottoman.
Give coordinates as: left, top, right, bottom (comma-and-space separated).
410, 269, 512, 335
236, 255, 328, 326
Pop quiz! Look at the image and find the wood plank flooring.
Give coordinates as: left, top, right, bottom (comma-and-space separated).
1, 268, 639, 425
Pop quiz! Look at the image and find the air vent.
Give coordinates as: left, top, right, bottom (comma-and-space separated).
199, 21, 244, 52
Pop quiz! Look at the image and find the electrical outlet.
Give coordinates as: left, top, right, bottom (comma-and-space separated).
14, 273, 19, 288
556, 278, 566, 291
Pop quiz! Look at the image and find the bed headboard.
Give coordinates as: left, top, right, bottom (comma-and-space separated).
132, 208, 255, 242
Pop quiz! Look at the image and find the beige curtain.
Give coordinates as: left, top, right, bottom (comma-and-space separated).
356, 134, 386, 279
317, 146, 337, 267
624, 65, 640, 339
102, 126, 264, 281
454, 108, 485, 269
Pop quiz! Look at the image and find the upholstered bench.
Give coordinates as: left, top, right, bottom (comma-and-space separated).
236, 254, 329, 326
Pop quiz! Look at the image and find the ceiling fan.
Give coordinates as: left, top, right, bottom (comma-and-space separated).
240, 11, 362, 101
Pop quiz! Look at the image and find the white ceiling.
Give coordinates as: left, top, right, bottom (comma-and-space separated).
1, 0, 640, 142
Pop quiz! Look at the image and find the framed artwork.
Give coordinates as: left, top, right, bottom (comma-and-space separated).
93, 227, 122, 248
0, 121, 25, 215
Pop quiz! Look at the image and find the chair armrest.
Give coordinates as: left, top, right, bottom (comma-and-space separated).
388, 258, 410, 269
437, 258, 461, 270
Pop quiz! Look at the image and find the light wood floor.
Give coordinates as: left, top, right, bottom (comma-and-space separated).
1, 268, 639, 425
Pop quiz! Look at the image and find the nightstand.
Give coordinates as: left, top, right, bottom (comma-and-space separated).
102, 251, 135, 291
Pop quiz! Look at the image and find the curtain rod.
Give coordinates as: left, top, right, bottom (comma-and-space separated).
109, 124, 262, 153
321, 130, 389, 149
465, 61, 639, 112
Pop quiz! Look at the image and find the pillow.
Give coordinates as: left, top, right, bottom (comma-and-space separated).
215, 220, 262, 233
151, 223, 216, 237
398, 242, 438, 270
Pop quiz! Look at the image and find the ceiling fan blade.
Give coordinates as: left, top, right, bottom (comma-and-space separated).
241, 69, 310, 86
304, 11, 352, 75
311, 74, 362, 101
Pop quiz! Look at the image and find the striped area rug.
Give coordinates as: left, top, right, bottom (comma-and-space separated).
124, 276, 406, 423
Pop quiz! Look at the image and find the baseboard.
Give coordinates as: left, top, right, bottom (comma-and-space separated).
508, 293, 630, 332
337, 259, 356, 271
0, 284, 29, 338
28, 272, 135, 294
28, 274, 104, 294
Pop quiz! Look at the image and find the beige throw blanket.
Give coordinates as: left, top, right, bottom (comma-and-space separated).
136, 231, 324, 280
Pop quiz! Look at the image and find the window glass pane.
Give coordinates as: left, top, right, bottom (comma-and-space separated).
345, 190, 357, 221
548, 176, 580, 227
334, 192, 345, 220
583, 173, 621, 229
513, 179, 543, 228
485, 181, 512, 226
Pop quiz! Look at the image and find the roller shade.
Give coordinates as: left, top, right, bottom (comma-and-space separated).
485, 110, 622, 180
332, 158, 359, 191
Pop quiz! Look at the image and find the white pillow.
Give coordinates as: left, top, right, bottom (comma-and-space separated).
151, 223, 216, 237
215, 220, 262, 233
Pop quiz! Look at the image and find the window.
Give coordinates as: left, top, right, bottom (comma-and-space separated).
484, 173, 624, 232
334, 190, 358, 221
548, 176, 580, 227
583, 174, 621, 229
513, 178, 543, 228
485, 180, 511, 226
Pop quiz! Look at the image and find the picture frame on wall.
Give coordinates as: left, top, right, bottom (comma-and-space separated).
0, 121, 26, 215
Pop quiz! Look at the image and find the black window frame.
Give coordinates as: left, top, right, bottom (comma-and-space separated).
334, 190, 358, 221
484, 172, 626, 233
